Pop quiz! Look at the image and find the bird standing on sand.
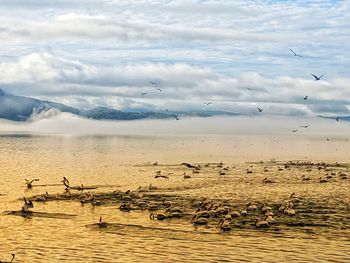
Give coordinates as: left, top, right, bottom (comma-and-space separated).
22, 197, 33, 212
98, 217, 108, 228
247, 202, 258, 211
218, 218, 231, 231
61, 177, 70, 188
290, 49, 303, 57
255, 218, 269, 227
191, 215, 208, 225
311, 74, 324, 81
148, 184, 157, 190
265, 215, 276, 224
183, 172, 191, 179
283, 206, 296, 216
150, 212, 167, 220
336, 117, 339, 122
300, 125, 309, 128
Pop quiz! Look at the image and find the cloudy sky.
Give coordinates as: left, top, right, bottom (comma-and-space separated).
0, 0, 349, 116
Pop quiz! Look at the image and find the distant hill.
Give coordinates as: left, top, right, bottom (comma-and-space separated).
0, 89, 240, 121
82, 106, 173, 120
0, 89, 79, 121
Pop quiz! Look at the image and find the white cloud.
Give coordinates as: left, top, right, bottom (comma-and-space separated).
0, 1, 349, 46
0, 13, 290, 44
0, 52, 349, 116
0, 52, 215, 88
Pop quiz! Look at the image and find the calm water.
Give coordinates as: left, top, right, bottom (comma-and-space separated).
0, 134, 349, 262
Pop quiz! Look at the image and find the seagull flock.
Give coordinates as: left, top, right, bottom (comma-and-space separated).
141, 80, 214, 120
139, 49, 342, 127
287, 49, 340, 133
257, 49, 325, 115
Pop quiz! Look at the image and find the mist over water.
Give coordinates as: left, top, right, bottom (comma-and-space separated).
0, 114, 349, 162
0, 113, 349, 137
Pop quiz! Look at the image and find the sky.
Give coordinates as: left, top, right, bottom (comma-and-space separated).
0, 0, 349, 116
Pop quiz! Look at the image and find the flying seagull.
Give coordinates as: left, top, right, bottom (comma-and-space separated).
257, 107, 263, 112
25, 178, 40, 188
150, 81, 157, 85
304, 96, 308, 100
156, 88, 162, 92
290, 49, 303, 57
311, 74, 324, 81
141, 93, 148, 96
204, 102, 213, 106
300, 125, 310, 128
174, 116, 180, 120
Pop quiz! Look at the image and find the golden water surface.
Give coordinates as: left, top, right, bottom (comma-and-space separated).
0, 133, 349, 262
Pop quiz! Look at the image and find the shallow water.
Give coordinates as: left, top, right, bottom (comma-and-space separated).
0, 134, 349, 262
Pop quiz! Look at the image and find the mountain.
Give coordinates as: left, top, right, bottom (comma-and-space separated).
82, 107, 173, 120
0, 89, 79, 121
0, 89, 240, 121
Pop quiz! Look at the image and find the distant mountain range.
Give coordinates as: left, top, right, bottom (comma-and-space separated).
0, 89, 239, 121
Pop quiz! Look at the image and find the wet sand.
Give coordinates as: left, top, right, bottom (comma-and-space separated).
0, 132, 350, 262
